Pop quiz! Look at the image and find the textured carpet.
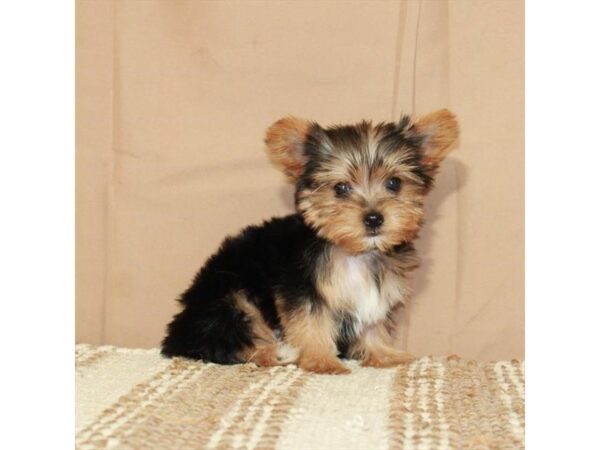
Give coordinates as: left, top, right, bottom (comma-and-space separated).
75, 344, 524, 450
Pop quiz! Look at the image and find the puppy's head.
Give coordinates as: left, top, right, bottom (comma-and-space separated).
265, 110, 459, 254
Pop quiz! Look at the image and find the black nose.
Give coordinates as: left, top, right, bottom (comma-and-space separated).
364, 212, 384, 230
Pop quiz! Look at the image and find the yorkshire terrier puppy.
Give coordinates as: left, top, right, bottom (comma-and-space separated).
162, 109, 459, 374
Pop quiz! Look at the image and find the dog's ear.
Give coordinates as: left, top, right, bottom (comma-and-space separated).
265, 117, 312, 182
410, 109, 459, 175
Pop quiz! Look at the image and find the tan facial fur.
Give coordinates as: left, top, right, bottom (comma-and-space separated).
298, 151, 428, 254
265, 110, 459, 255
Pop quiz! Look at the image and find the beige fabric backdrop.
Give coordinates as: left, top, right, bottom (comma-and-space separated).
76, 0, 523, 361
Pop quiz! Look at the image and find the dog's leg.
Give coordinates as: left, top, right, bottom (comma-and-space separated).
350, 321, 415, 368
280, 302, 350, 375
232, 291, 283, 367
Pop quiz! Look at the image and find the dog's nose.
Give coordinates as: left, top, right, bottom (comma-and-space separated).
364, 212, 384, 230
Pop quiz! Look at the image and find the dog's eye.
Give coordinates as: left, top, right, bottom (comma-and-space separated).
386, 177, 402, 193
334, 182, 352, 197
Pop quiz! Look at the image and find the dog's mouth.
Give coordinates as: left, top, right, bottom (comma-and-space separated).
365, 235, 383, 250
366, 229, 381, 237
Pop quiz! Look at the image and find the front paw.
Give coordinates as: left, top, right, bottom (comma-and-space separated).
299, 355, 351, 375
361, 350, 416, 368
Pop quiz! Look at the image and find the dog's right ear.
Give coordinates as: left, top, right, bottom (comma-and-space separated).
265, 117, 312, 182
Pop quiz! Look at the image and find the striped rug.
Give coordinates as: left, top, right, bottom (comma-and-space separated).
76, 344, 524, 449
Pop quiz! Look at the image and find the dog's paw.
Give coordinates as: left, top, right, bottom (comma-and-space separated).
361, 350, 416, 368
299, 356, 351, 375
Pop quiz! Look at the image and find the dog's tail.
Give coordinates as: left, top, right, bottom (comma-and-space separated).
161, 292, 254, 365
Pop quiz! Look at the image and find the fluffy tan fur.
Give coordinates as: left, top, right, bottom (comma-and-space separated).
349, 321, 415, 368
412, 109, 460, 176
264, 117, 311, 182
297, 162, 427, 254
235, 292, 281, 367
275, 298, 349, 374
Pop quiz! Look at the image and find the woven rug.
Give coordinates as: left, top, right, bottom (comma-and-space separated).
75, 344, 524, 450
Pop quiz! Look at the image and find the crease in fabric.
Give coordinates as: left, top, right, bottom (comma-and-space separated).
411, 0, 422, 115
102, 0, 118, 343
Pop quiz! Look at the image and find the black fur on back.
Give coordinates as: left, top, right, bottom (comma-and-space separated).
161, 214, 329, 363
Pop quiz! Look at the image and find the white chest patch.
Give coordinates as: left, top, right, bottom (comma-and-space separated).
343, 256, 389, 327
321, 250, 409, 340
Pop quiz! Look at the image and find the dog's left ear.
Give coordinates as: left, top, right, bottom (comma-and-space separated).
265, 117, 312, 182
411, 109, 459, 175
